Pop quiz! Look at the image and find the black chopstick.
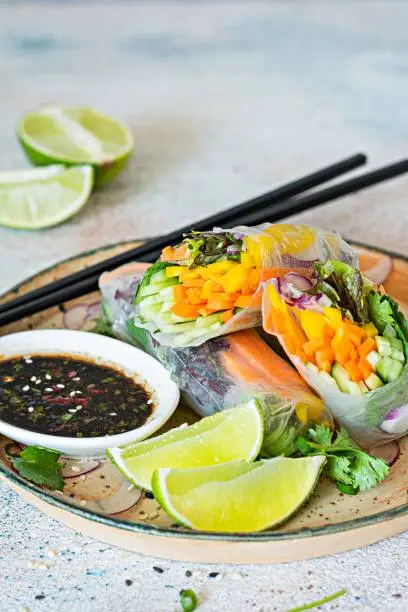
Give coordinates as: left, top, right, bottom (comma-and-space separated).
230, 158, 408, 227
0, 153, 366, 320
2, 157, 408, 329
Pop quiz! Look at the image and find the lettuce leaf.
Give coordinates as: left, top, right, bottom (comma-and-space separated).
314, 260, 369, 323
134, 261, 171, 304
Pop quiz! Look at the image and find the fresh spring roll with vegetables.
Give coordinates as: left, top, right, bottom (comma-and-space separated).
262, 258, 408, 447
132, 223, 356, 348
99, 263, 332, 457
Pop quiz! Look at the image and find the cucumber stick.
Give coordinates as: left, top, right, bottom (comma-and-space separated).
375, 335, 392, 357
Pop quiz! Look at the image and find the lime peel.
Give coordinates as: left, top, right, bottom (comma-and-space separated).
107, 400, 264, 491
0, 165, 93, 230
152, 455, 326, 533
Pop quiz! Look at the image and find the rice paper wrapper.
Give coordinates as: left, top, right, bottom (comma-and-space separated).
262, 279, 408, 448
132, 223, 356, 348
99, 263, 332, 457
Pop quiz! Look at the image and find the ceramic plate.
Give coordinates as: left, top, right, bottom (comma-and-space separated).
0, 240, 407, 564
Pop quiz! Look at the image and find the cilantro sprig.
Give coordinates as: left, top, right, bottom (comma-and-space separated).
296, 425, 389, 495
12, 446, 64, 491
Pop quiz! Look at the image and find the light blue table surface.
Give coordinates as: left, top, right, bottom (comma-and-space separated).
1, 2, 408, 611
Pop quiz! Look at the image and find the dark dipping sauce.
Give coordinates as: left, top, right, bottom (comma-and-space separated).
0, 355, 153, 438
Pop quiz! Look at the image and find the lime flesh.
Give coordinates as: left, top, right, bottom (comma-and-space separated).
0, 165, 93, 229
18, 106, 133, 186
107, 400, 264, 491
153, 456, 326, 532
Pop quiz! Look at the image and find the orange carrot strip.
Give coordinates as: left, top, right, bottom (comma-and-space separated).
198, 307, 218, 316
358, 337, 377, 358
303, 339, 325, 356
334, 339, 353, 365
345, 322, 365, 339
208, 291, 239, 303
350, 348, 359, 362
296, 349, 307, 364
171, 302, 201, 318
220, 351, 269, 387
282, 332, 298, 355
270, 310, 287, 334
206, 299, 235, 311
358, 357, 373, 379
227, 330, 323, 409
235, 295, 254, 309
185, 288, 206, 305
173, 285, 186, 302
182, 278, 205, 288
345, 360, 363, 382
321, 360, 332, 373
324, 324, 335, 341
220, 309, 234, 323
316, 348, 335, 368
348, 330, 363, 347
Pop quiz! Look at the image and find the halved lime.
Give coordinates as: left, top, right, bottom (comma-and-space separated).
18, 106, 134, 186
0, 165, 94, 229
107, 400, 264, 491
153, 456, 325, 532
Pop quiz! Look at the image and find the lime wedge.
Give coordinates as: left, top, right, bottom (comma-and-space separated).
18, 106, 134, 186
153, 456, 325, 532
0, 165, 93, 229
107, 400, 264, 491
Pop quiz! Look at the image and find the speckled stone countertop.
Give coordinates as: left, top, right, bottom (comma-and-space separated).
1, 2, 408, 611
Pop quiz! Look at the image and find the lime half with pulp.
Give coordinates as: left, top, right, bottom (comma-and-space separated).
153, 456, 326, 532
107, 400, 264, 491
0, 165, 93, 229
18, 106, 133, 186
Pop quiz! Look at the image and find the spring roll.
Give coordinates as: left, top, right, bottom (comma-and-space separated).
262, 258, 408, 447
132, 223, 355, 347
99, 263, 332, 457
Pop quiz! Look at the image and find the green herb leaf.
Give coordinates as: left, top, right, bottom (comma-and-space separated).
308, 423, 333, 447
296, 425, 389, 493
352, 453, 390, 492
314, 260, 369, 323
180, 588, 198, 612
326, 455, 353, 486
13, 446, 64, 491
287, 588, 347, 612
368, 292, 408, 347
91, 317, 115, 338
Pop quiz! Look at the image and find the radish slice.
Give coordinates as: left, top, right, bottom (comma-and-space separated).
63, 301, 101, 329
381, 404, 408, 435
361, 253, 392, 285
370, 440, 400, 466
63, 304, 90, 329
60, 457, 101, 478
74, 481, 142, 515
85, 301, 101, 320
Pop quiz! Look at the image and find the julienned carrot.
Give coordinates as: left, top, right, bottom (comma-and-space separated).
171, 302, 201, 318
359, 337, 376, 357
235, 295, 253, 309
223, 330, 325, 420
227, 331, 314, 394
173, 285, 186, 302
220, 309, 234, 322
220, 351, 270, 387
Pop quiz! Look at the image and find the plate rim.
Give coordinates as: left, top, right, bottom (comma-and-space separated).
1, 238, 407, 543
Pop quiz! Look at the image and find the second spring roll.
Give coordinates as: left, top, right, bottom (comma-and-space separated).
262, 258, 408, 447
99, 263, 332, 457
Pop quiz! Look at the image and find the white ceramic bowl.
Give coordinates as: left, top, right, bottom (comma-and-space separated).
0, 329, 180, 456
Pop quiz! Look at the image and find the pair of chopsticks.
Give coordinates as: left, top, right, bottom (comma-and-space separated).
1, 153, 408, 328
